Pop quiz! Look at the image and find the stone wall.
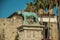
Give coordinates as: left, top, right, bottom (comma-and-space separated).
49, 22, 58, 40
0, 17, 59, 40
0, 18, 44, 40
0, 18, 22, 40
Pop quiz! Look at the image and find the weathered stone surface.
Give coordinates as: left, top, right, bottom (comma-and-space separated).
0, 16, 59, 40
49, 22, 58, 40
0, 18, 45, 40
0, 18, 22, 40
18, 25, 44, 40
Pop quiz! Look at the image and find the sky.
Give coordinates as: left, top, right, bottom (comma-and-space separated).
0, 0, 33, 18
0, 0, 57, 18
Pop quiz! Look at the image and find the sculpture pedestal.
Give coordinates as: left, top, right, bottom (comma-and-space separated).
17, 24, 45, 40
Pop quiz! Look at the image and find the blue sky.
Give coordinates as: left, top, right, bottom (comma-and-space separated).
0, 0, 57, 18
0, 0, 33, 18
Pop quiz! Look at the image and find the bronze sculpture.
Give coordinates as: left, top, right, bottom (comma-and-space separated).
17, 11, 39, 24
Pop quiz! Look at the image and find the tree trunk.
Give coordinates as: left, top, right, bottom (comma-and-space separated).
38, 9, 44, 24
48, 0, 53, 39
55, 0, 58, 6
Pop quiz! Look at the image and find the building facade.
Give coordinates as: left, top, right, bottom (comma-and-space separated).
0, 12, 45, 40
0, 11, 59, 40
38, 12, 58, 40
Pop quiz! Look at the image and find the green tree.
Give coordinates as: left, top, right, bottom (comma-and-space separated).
25, 0, 51, 12
26, 2, 36, 12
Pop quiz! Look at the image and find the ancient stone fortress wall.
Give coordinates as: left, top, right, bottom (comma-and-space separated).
0, 18, 45, 40
0, 16, 59, 40
0, 18, 22, 40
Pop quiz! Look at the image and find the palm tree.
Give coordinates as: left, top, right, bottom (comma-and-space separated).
26, 0, 49, 13
26, 2, 36, 12
47, 0, 56, 40
55, 0, 60, 40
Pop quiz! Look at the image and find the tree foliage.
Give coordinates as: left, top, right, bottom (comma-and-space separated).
25, 0, 56, 12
